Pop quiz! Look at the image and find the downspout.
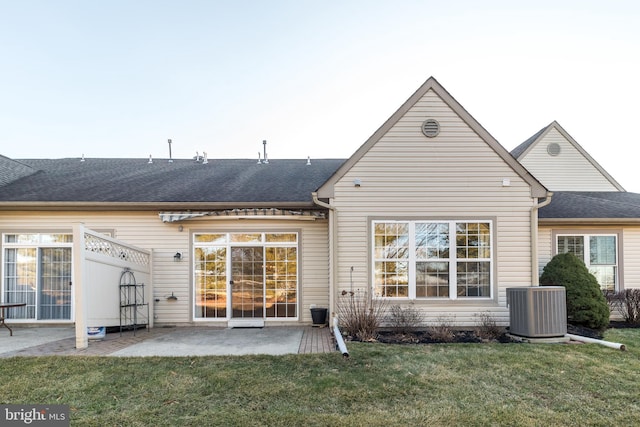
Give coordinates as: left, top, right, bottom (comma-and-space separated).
566, 333, 626, 351
531, 192, 553, 285
312, 192, 336, 324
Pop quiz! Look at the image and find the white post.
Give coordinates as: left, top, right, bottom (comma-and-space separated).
73, 223, 88, 349
148, 248, 154, 329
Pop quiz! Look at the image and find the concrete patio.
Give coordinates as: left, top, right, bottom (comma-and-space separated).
0, 326, 335, 358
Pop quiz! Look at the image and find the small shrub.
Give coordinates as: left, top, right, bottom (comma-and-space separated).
387, 304, 425, 334
426, 316, 456, 343
540, 252, 609, 330
606, 289, 640, 325
474, 312, 503, 340
337, 289, 387, 341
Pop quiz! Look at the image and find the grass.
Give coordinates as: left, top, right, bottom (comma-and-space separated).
1, 329, 640, 426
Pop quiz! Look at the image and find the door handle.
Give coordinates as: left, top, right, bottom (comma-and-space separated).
229, 280, 234, 285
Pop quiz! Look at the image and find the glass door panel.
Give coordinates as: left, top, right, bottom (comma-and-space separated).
265, 247, 297, 318
38, 248, 72, 320
194, 247, 227, 318
231, 247, 264, 318
3, 248, 37, 319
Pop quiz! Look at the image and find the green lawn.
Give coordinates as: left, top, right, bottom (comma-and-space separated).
2, 329, 639, 426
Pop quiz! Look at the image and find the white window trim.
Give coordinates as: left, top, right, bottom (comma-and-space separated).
555, 233, 618, 291
372, 220, 493, 300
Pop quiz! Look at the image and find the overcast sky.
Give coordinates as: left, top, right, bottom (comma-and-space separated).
1, 1, 639, 191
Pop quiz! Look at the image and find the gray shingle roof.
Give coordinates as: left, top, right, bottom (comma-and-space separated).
0, 158, 346, 205
539, 192, 640, 219
0, 155, 37, 186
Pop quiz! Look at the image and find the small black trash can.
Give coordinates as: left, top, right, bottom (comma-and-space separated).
310, 307, 328, 326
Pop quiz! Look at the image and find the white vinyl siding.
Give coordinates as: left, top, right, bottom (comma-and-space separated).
537, 227, 552, 276
0, 211, 330, 325
519, 127, 620, 191
622, 227, 640, 290
331, 89, 535, 326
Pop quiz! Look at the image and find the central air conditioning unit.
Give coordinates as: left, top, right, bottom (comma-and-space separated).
507, 286, 567, 338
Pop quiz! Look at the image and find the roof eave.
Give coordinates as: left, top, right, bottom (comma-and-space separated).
539, 218, 640, 225
0, 201, 319, 212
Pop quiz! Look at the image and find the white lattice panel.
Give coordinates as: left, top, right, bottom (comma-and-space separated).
84, 233, 150, 266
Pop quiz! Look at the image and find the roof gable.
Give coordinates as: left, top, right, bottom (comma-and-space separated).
317, 77, 547, 198
512, 121, 624, 191
510, 125, 549, 159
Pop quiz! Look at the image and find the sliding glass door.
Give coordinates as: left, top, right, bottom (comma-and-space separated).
194, 232, 298, 320
3, 234, 72, 320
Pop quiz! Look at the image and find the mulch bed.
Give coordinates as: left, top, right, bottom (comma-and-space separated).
363, 330, 519, 344
568, 321, 639, 339
566, 324, 604, 339
351, 321, 639, 345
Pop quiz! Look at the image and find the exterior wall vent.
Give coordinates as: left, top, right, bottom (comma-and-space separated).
421, 119, 440, 138
507, 286, 567, 338
547, 142, 561, 156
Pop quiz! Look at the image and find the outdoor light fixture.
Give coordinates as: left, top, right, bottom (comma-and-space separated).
173, 252, 182, 261
167, 292, 178, 301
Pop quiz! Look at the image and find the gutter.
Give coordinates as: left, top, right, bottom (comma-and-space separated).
539, 218, 640, 225
311, 192, 332, 210
0, 201, 318, 212
531, 192, 553, 285
312, 192, 336, 325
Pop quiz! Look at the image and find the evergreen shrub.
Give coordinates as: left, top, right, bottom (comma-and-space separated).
540, 252, 609, 329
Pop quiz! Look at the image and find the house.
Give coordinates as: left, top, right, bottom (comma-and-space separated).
1, 77, 637, 344
315, 78, 548, 327
511, 121, 640, 292
0, 156, 344, 332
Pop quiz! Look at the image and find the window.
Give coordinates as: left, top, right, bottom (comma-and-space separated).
373, 221, 492, 299
2, 233, 73, 320
194, 232, 298, 320
557, 234, 617, 291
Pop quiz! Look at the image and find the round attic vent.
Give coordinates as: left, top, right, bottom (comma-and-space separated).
547, 142, 561, 156
421, 119, 440, 138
